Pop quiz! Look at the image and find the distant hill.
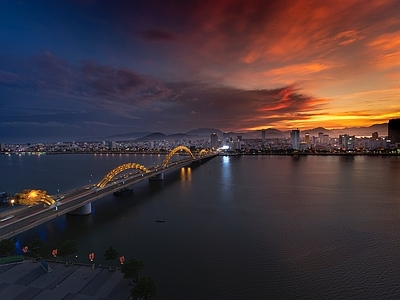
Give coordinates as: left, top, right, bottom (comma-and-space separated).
134, 132, 167, 142
168, 133, 191, 140
263, 128, 287, 138
105, 131, 152, 141
304, 123, 388, 137
104, 123, 389, 143
186, 128, 223, 137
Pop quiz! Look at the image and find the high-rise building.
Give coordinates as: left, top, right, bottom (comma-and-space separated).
223, 132, 230, 146
318, 132, 324, 144
388, 119, 400, 144
372, 132, 379, 141
304, 132, 310, 144
323, 134, 329, 144
211, 133, 219, 149
339, 134, 355, 150
290, 129, 300, 149
261, 129, 266, 144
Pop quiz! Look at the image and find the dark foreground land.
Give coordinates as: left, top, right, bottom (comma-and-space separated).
0, 260, 130, 299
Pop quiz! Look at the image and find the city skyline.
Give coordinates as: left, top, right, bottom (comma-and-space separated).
1, 0, 400, 143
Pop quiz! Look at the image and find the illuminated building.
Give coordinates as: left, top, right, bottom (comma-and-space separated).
223, 132, 230, 146
323, 134, 329, 145
211, 133, 219, 149
318, 132, 324, 144
339, 134, 355, 150
304, 132, 310, 144
372, 131, 379, 140
290, 129, 300, 150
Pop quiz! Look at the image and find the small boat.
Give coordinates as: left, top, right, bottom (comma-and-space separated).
156, 220, 165, 223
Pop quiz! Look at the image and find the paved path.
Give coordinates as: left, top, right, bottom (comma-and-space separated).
0, 260, 131, 299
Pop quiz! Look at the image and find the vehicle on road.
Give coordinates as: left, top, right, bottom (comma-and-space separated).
0, 215, 14, 222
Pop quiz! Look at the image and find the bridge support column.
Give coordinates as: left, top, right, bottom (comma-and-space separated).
149, 172, 164, 181
68, 202, 92, 215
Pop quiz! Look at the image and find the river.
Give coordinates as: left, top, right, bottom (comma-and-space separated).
1, 153, 400, 299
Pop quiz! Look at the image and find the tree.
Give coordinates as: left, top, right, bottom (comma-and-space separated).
58, 239, 78, 265
121, 258, 145, 282
104, 245, 119, 268
131, 276, 157, 300
29, 238, 46, 259
0, 239, 15, 256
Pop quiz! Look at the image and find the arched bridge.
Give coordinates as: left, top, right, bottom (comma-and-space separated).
0, 146, 217, 240
96, 146, 210, 188
96, 163, 149, 188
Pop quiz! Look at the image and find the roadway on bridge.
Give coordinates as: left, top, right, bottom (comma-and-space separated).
0, 154, 217, 240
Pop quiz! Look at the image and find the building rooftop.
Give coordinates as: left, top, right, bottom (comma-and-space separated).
0, 260, 131, 299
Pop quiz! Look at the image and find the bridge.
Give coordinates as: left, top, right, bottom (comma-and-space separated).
0, 146, 218, 241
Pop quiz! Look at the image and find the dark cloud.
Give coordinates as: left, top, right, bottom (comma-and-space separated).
81, 61, 148, 96
1, 53, 171, 116
139, 29, 178, 42
0, 70, 20, 85
0, 52, 326, 133
0, 106, 86, 118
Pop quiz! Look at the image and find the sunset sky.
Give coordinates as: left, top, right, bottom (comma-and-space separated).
1, 0, 400, 142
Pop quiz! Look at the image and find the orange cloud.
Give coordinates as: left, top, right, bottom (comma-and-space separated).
334, 30, 365, 46
367, 31, 400, 69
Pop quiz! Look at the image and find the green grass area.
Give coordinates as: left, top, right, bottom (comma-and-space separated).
0, 255, 24, 264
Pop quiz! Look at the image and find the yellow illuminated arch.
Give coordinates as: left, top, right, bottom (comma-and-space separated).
162, 146, 195, 167
96, 163, 149, 188
198, 149, 208, 157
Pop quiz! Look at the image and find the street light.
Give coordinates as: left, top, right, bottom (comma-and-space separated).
52, 249, 57, 260
89, 252, 95, 269
57, 183, 60, 193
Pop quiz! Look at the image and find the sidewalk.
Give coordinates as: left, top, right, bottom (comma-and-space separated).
0, 260, 131, 299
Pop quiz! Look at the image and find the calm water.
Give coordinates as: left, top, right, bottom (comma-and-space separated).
1, 154, 400, 299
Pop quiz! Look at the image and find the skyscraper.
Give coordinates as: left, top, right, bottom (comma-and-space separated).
261, 129, 266, 144
388, 119, 400, 144
211, 133, 219, 149
291, 129, 300, 150
318, 132, 324, 144
305, 132, 310, 144
223, 132, 230, 146
339, 134, 355, 150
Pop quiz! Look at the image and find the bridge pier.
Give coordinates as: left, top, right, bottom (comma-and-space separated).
149, 172, 164, 181
67, 202, 92, 215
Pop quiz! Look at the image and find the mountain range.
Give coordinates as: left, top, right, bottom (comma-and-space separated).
106, 123, 388, 141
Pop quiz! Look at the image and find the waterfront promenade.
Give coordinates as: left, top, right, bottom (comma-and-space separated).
0, 259, 130, 299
